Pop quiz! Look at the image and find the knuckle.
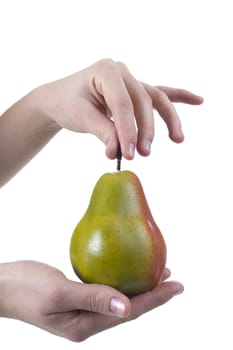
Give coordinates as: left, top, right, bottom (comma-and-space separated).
88, 290, 107, 313
88, 292, 99, 312
87, 284, 113, 313
97, 58, 116, 71
116, 61, 128, 72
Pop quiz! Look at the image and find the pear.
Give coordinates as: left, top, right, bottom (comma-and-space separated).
70, 171, 166, 296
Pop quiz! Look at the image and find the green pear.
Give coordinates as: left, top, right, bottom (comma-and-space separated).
70, 170, 166, 296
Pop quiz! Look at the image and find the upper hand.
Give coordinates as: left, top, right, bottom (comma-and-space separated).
0, 260, 183, 342
36, 58, 203, 160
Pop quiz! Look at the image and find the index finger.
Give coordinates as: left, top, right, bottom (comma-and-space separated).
94, 60, 137, 159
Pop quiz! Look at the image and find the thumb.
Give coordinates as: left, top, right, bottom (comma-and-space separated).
64, 282, 131, 318
83, 107, 119, 159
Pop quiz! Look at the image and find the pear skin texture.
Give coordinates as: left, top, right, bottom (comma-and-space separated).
70, 171, 167, 296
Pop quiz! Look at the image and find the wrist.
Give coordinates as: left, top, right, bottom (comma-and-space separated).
28, 87, 62, 134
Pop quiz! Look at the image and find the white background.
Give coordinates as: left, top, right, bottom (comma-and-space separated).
0, 0, 232, 348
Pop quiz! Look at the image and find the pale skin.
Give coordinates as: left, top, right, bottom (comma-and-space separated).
0, 59, 203, 341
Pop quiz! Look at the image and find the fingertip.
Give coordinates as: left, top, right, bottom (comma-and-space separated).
140, 140, 152, 156
105, 147, 117, 160
105, 137, 119, 160
127, 142, 136, 160
160, 267, 171, 282
195, 95, 204, 104
169, 130, 185, 143
118, 142, 136, 160
171, 282, 184, 296
186, 94, 204, 105
106, 141, 136, 162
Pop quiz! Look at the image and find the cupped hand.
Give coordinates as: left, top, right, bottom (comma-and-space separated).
36, 59, 203, 160
0, 260, 183, 342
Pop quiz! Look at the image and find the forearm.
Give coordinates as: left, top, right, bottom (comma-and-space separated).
0, 262, 15, 318
0, 90, 61, 187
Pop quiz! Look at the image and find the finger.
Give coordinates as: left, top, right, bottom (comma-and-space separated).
60, 281, 131, 318
79, 103, 119, 159
160, 267, 171, 282
88, 114, 119, 160
94, 59, 137, 159
143, 84, 184, 143
156, 86, 204, 105
118, 63, 154, 156
129, 281, 184, 320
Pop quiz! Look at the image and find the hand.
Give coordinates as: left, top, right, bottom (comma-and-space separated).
0, 260, 183, 342
35, 58, 203, 160
0, 58, 203, 187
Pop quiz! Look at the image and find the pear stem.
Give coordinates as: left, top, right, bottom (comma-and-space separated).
116, 146, 122, 171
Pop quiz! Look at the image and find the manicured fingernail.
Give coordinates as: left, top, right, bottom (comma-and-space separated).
128, 143, 135, 158
110, 298, 126, 317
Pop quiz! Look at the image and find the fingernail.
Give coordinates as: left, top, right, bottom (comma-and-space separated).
110, 298, 126, 317
128, 143, 135, 158
145, 140, 151, 154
